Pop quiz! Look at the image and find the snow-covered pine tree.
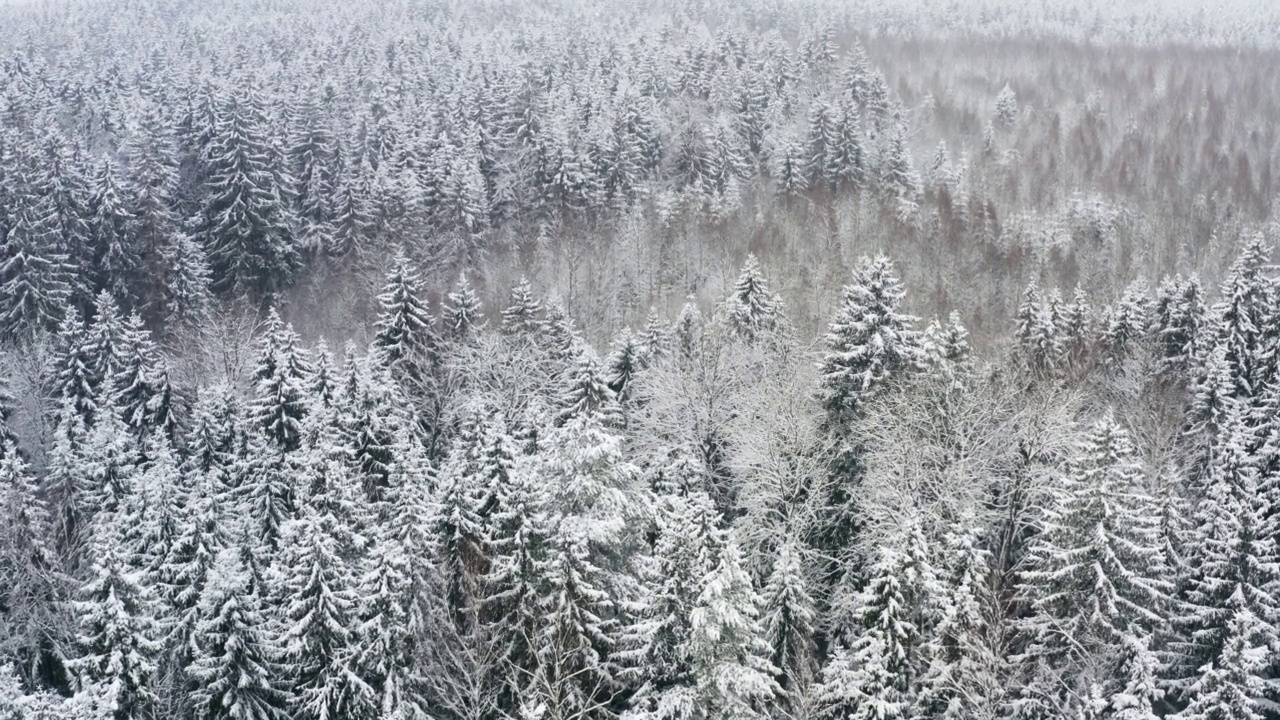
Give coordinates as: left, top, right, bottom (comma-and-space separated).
161, 235, 214, 333
816, 545, 918, 720
501, 277, 544, 337
112, 312, 162, 436
540, 298, 582, 365
923, 311, 973, 383
1060, 286, 1093, 369
994, 84, 1019, 129
684, 540, 781, 720
1171, 405, 1280, 694
674, 298, 704, 362
0, 445, 62, 689
482, 448, 552, 708
557, 349, 619, 427
1152, 274, 1205, 384
349, 533, 423, 720
605, 328, 643, 408
87, 159, 140, 311
188, 548, 287, 720
238, 439, 296, 556
760, 539, 818, 705
443, 272, 485, 342
70, 515, 161, 720
639, 308, 672, 366
817, 255, 924, 429
1101, 280, 1151, 369
80, 382, 143, 519
1015, 281, 1060, 375
432, 416, 492, 629
1207, 235, 1273, 408
125, 99, 191, 325
249, 310, 312, 454
719, 255, 788, 344
196, 87, 299, 296
49, 306, 99, 429
156, 467, 229, 714
914, 528, 1002, 720
0, 175, 73, 339
1017, 415, 1170, 705
373, 250, 440, 382
1106, 635, 1162, 720
1172, 590, 1270, 720
273, 510, 362, 720
618, 488, 722, 715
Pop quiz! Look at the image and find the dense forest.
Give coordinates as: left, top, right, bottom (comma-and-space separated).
2, 0, 1280, 719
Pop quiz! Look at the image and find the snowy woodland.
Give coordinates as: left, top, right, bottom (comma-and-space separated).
2, 0, 1280, 718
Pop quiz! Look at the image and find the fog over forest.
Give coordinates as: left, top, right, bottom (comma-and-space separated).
1, 1, 1279, 719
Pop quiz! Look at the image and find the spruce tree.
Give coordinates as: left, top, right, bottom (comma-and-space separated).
249, 311, 312, 454
196, 87, 299, 296
501, 278, 543, 336
1152, 274, 1205, 383
760, 539, 818, 703
373, 251, 439, 379
274, 511, 362, 720
443, 272, 485, 342
557, 350, 618, 427
719, 255, 787, 343
87, 160, 140, 310
816, 546, 918, 720
817, 255, 924, 428
685, 540, 782, 720
70, 517, 161, 720
1018, 416, 1170, 698
188, 548, 287, 720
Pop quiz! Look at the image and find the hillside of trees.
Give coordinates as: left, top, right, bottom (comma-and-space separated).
2, 0, 1280, 719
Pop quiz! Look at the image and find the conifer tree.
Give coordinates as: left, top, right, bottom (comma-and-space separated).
502, 277, 543, 336
1016, 281, 1059, 375
1018, 416, 1170, 697
350, 535, 422, 720
760, 539, 818, 703
443, 272, 485, 342
274, 511, 362, 720
639, 308, 672, 366
1152, 274, 1205, 383
1060, 286, 1094, 369
188, 548, 287, 720
88, 160, 140, 310
685, 540, 781, 720
1101, 280, 1151, 369
816, 546, 918, 720
914, 529, 1002, 720
483, 452, 552, 699
0, 181, 73, 338
373, 251, 439, 379
50, 306, 99, 428
720, 255, 787, 343
196, 88, 299, 295
250, 311, 312, 454
125, 99, 189, 324
432, 422, 492, 628
817, 255, 924, 428
618, 489, 721, 712
557, 350, 618, 427
605, 328, 643, 407
71, 516, 161, 720
1173, 592, 1270, 720
1172, 407, 1280, 690
0, 445, 61, 688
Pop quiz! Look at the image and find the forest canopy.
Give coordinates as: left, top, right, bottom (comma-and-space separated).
1, 0, 1279, 719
